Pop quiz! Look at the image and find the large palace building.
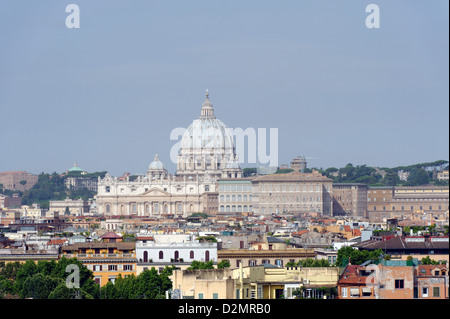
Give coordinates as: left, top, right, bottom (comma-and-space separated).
96, 93, 243, 217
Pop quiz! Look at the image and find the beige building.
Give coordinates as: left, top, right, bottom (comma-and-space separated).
171, 268, 235, 299
332, 183, 368, 218
437, 170, 449, 181
218, 248, 316, 269
49, 198, 90, 216
251, 171, 334, 216
170, 265, 339, 299
233, 264, 339, 299
367, 186, 449, 219
218, 179, 253, 213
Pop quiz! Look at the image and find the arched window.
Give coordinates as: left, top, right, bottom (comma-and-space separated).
190, 250, 194, 259
106, 205, 110, 213
220, 205, 225, 212
174, 251, 179, 260
159, 251, 164, 260
143, 251, 148, 263
205, 251, 210, 262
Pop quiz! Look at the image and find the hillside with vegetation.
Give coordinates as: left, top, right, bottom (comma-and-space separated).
245, 160, 449, 187
19, 171, 106, 209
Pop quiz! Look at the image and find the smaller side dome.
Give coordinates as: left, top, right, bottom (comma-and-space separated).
148, 154, 165, 170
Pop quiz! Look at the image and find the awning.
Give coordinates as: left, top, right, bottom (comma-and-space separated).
350, 288, 360, 296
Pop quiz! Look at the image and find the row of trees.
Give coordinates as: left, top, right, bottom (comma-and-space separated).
286, 258, 331, 268
336, 246, 385, 267
0, 257, 175, 299
243, 160, 448, 187
0, 257, 98, 299
0, 257, 231, 299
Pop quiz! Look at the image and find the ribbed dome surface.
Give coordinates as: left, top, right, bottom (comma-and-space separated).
148, 154, 165, 170
180, 93, 235, 154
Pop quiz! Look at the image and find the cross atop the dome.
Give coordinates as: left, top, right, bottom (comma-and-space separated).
205, 89, 209, 98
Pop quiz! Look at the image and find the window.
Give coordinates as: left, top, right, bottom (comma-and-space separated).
213, 293, 219, 299
143, 251, 148, 263
395, 280, 404, 289
124, 264, 133, 271
108, 265, 117, 271
105, 186, 110, 193
94, 265, 102, 271
350, 288, 360, 297
422, 287, 429, 297
341, 288, 348, 298
198, 293, 204, 299
433, 287, 440, 297
190, 250, 194, 259
159, 251, 164, 260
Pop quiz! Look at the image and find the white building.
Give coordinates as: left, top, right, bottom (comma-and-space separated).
135, 233, 218, 274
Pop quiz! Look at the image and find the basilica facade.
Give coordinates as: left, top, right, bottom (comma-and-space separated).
96, 93, 243, 217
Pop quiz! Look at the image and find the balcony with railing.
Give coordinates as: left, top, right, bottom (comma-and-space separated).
62, 252, 136, 259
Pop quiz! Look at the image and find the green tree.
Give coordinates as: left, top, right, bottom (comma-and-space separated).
336, 247, 384, 267
14, 260, 37, 294
217, 260, 231, 269
383, 170, 400, 186
407, 168, 429, 186
187, 260, 214, 270
421, 256, 439, 265
21, 273, 63, 299
133, 267, 170, 299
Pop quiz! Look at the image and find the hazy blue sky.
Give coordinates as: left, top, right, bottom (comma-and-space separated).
0, 0, 448, 176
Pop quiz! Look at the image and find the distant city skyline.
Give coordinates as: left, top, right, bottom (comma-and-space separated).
0, 0, 448, 177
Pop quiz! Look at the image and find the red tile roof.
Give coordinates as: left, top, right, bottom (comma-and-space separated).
100, 232, 122, 239
338, 265, 369, 286
416, 265, 448, 276
293, 230, 309, 236
47, 239, 66, 245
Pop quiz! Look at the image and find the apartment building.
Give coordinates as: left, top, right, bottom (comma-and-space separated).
337, 260, 448, 299
135, 233, 218, 275
60, 232, 137, 286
